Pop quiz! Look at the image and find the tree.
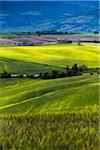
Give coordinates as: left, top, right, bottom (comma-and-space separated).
51, 70, 59, 79
66, 66, 70, 72
72, 64, 78, 74
93, 31, 99, 34
78, 65, 88, 72
41, 72, 50, 79
36, 31, 41, 36
2, 70, 11, 78
59, 72, 66, 78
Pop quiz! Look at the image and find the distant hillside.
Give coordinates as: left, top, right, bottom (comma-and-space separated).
0, 1, 99, 32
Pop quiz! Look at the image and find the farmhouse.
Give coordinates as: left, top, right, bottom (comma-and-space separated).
34, 74, 40, 78
11, 73, 19, 78
22, 74, 28, 78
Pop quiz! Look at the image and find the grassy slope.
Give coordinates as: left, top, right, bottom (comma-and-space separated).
0, 43, 99, 114
0, 75, 99, 114
0, 57, 61, 74
0, 43, 99, 72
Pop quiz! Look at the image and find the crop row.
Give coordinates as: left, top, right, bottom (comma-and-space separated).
0, 111, 99, 150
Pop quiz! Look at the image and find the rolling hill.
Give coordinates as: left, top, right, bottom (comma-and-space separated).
0, 42, 99, 149
0, 43, 99, 75
0, 43, 99, 114
0, 57, 61, 74
0, 75, 99, 114
0, 1, 99, 148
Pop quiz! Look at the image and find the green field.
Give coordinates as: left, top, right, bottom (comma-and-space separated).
0, 43, 99, 113
0, 43, 99, 74
0, 43, 99, 149
0, 75, 99, 114
0, 57, 61, 74
0, 112, 99, 150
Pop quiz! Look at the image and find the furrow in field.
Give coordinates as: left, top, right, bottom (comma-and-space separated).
0, 76, 98, 107
0, 75, 95, 96
0, 81, 99, 113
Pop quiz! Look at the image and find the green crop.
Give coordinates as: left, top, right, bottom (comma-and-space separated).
0, 111, 99, 150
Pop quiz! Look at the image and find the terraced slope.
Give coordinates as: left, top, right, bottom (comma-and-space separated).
0, 75, 99, 114
0, 44, 99, 73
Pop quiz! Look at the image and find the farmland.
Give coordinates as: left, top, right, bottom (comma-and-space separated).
0, 75, 99, 114
0, 42, 99, 149
0, 112, 99, 150
0, 35, 99, 46
0, 57, 61, 74
0, 43, 99, 113
0, 43, 99, 75
0, 0, 99, 149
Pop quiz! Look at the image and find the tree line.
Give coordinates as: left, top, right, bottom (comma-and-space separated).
1, 31, 99, 38
1, 64, 99, 79
39, 64, 87, 79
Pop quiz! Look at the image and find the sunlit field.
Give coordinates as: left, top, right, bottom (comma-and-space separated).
0, 43, 99, 74
0, 43, 99, 113
0, 0, 99, 149
0, 75, 99, 114
0, 43, 99, 149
